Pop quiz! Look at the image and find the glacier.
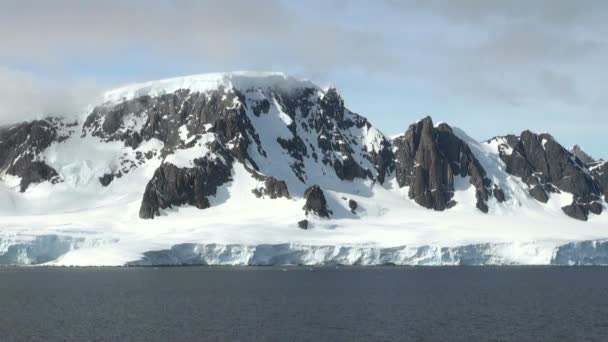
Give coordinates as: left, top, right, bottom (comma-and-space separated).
1, 238, 608, 266
0, 234, 117, 265
127, 242, 556, 266
124, 241, 608, 266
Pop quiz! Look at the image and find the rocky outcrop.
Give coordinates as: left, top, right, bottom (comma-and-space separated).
393, 116, 501, 212
561, 197, 603, 221
569, 145, 595, 166
348, 199, 358, 213
491, 131, 603, 220
493, 188, 506, 203
0, 118, 76, 191
139, 144, 234, 219
98, 173, 117, 187
529, 185, 549, 203
368, 136, 394, 184
303, 185, 332, 218
252, 176, 290, 199
297, 219, 309, 229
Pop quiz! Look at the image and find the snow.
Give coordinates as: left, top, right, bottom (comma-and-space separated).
164, 133, 218, 168
486, 136, 513, 156
362, 124, 385, 153
542, 138, 548, 148
117, 113, 147, 135
103, 71, 318, 103
178, 125, 190, 143
275, 99, 294, 127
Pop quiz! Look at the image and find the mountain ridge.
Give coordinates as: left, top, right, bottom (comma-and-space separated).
0, 72, 606, 266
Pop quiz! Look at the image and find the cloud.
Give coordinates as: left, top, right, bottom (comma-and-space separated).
398, 0, 608, 26
0, 0, 394, 72
538, 70, 579, 104
0, 0, 396, 126
379, 0, 608, 108
0, 67, 100, 126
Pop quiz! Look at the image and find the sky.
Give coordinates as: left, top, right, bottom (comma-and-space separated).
0, 0, 606, 158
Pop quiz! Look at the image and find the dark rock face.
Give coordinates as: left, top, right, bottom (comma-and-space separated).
529, 185, 549, 203
98, 173, 115, 187
14, 161, 58, 193
139, 144, 234, 219
591, 162, 608, 199
348, 199, 358, 213
272, 86, 392, 184
393, 116, 499, 212
84, 88, 261, 168
0, 118, 75, 191
252, 176, 290, 199
303, 185, 332, 218
491, 131, 603, 220
251, 99, 270, 117
368, 136, 394, 184
562, 204, 589, 221
493, 188, 506, 203
297, 219, 309, 229
589, 202, 603, 215
313, 88, 374, 182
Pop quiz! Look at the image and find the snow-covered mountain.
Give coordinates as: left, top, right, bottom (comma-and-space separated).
1, 72, 607, 266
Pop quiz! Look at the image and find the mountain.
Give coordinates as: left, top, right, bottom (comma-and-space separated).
0, 72, 607, 266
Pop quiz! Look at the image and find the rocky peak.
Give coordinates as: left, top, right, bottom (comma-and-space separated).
490, 130, 603, 220
393, 116, 502, 213
319, 87, 345, 122
569, 145, 596, 165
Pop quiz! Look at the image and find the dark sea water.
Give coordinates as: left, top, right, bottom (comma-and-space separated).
1, 267, 608, 341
